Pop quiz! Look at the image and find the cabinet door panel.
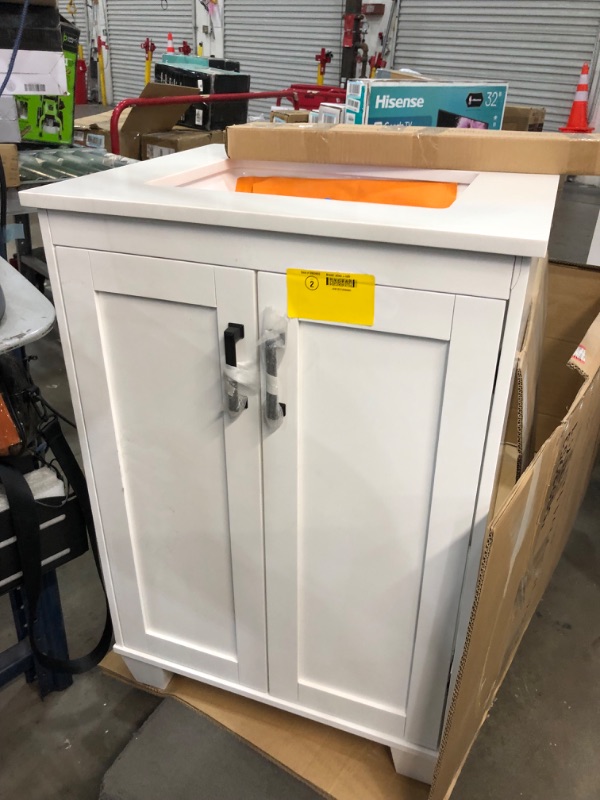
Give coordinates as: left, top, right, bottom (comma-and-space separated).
298, 323, 447, 714
56, 248, 267, 690
259, 271, 505, 746
97, 292, 236, 656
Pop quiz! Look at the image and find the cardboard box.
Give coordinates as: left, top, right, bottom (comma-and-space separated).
502, 104, 546, 132
226, 123, 600, 175
210, 130, 225, 145
74, 83, 200, 157
433, 269, 600, 800
0, 143, 19, 187
346, 79, 507, 129
142, 129, 225, 159
318, 102, 346, 124
15, 16, 79, 145
270, 109, 311, 124
74, 109, 128, 151
0, 1, 67, 95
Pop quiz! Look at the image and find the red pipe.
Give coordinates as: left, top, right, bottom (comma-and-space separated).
110, 90, 300, 154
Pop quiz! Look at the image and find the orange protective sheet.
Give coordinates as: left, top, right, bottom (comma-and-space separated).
236, 176, 458, 208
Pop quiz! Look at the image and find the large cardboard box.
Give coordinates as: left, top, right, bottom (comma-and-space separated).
226, 123, 600, 175
74, 83, 201, 157
346, 79, 507, 129
502, 104, 546, 132
0, 1, 67, 95
432, 267, 600, 800
101, 264, 600, 799
0, 143, 19, 187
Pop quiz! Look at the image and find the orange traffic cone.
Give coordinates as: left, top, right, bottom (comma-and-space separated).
560, 63, 594, 133
166, 31, 175, 54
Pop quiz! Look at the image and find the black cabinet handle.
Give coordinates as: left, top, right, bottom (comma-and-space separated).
224, 322, 244, 368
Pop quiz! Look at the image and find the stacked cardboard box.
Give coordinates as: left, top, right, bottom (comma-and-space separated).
142, 129, 225, 159
502, 104, 546, 132
269, 109, 310, 124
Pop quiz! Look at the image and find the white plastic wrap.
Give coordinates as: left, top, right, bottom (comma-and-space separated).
224, 360, 259, 419
260, 308, 288, 431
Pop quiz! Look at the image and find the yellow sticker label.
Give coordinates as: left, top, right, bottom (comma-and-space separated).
286, 269, 375, 327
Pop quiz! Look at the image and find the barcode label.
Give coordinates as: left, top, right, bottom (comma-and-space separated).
347, 82, 361, 97
195, 108, 204, 125
147, 144, 175, 158
24, 83, 46, 92
326, 277, 356, 288
86, 133, 105, 148
347, 97, 361, 112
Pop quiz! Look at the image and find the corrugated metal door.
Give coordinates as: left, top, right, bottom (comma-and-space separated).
106, 0, 196, 102
394, 1, 600, 131
224, 0, 345, 116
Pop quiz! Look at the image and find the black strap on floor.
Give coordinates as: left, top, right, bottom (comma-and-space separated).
0, 418, 113, 674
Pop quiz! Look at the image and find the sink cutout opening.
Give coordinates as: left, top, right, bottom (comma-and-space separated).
148, 157, 476, 209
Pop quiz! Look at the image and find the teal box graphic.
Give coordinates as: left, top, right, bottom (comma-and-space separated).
346, 80, 507, 130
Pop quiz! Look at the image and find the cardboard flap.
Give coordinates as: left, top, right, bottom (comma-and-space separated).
568, 311, 600, 379
119, 83, 200, 159
430, 312, 600, 800
120, 82, 199, 137
536, 263, 600, 449
515, 258, 548, 475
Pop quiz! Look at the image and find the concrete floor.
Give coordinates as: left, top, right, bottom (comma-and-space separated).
0, 315, 599, 800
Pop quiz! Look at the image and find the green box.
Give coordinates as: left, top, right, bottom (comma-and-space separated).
15, 18, 79, 145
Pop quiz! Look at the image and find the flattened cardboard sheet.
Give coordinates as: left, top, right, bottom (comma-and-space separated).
100, 652, 428, 800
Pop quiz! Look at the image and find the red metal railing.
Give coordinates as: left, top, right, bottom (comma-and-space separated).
276, 84, 346, 111
110, 90, 300, 154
